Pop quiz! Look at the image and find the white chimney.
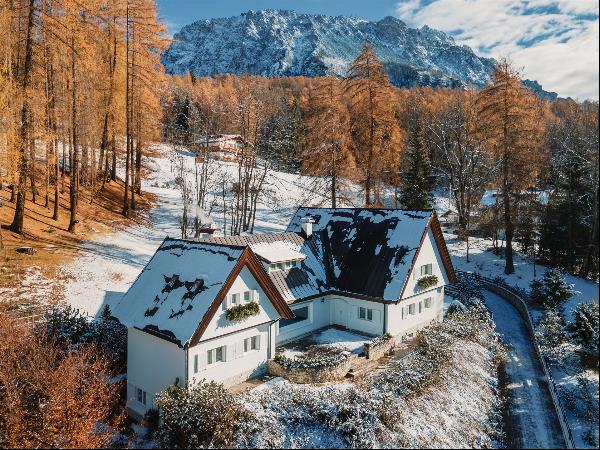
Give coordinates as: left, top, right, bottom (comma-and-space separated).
300, 217, 314, 238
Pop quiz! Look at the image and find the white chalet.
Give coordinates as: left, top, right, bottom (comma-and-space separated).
113, 208, 457, 418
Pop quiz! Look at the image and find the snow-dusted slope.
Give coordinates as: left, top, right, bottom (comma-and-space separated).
162, 9, 557, 98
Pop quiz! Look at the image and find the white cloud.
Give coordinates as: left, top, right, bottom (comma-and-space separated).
395, 0, 599, 100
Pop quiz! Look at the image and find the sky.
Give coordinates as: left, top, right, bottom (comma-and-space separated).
155, 0, 599, 100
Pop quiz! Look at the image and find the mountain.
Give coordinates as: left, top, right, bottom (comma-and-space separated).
162, 9, 557, 99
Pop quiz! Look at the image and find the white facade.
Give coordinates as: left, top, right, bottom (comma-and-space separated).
126, 327, 186, 418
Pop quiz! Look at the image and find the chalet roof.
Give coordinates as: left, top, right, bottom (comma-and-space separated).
286, 208, 456, 301
112, 238, 292, 347
195, 232, 328, 302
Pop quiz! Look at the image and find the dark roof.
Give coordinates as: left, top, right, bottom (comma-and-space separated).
287, 208, 445, 300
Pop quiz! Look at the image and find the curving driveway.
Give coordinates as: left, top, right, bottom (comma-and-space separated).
484, 290, 565, 449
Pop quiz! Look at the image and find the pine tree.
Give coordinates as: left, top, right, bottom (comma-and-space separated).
537, 308, 568, 361
399, 123, 435, 210
569, 301, 599, 359
530, 278, 545, 306
542, 268, 577, 307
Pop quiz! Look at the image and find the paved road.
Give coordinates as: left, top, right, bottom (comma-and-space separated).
484, 290, 566, 449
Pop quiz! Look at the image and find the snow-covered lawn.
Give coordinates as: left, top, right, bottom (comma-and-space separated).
444, 231, 599, 320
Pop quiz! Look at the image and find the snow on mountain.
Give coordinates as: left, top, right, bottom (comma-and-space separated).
161, 9, 557, 98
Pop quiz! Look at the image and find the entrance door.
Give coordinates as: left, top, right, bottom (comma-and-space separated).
333, 299, 348, 327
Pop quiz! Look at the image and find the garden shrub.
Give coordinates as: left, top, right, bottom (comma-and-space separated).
226, 301, 260, 322
155, 381, 243, 448
417, 275, 438, 290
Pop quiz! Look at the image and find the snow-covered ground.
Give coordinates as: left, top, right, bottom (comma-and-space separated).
279, 328, 372, 359
237, 331, 502, 448
444, 232, 599, 320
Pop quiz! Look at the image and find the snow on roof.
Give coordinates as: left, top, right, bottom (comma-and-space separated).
251, 241, 306, 263
481, 189, 551, 207
112, 238, 244, 346
287, 208, 434, 301
195, 233, 328, 302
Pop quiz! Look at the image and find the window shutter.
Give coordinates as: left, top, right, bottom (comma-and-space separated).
253, 290, 259, 303
235, 341, 244, 359
222, 298, 228, 311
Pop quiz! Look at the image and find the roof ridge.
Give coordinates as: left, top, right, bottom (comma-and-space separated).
163, 236, 247, 250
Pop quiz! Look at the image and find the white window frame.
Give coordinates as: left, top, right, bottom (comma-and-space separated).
359, 307, 374, 321
135, 387, 147, 406
194, 354, 199, 373
207, 345, 227, 365
421, 263, 433, 276
408, 303, 416, 315
244, 335, 261, 353
424, 297, 432, 308
230, 293, 240, 306
243, 290, 252, 303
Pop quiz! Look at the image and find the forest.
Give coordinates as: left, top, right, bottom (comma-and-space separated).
1, 0, 598, 283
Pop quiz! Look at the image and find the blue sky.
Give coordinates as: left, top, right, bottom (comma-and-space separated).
156, 0, 599, 100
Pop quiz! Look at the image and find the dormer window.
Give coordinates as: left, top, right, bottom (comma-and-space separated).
269, 260, 300, 272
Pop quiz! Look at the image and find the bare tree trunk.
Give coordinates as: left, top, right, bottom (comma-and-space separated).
68, 36, 79, 233
9, 0, 35, 234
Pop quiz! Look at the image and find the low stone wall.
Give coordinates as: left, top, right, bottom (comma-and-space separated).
364, 336, 395, 360
268, 354, 358, 384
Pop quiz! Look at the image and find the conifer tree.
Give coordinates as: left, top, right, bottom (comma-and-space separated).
345, 44, 401, 206
399, 123, 435, 210
304, 77, 355, 207
476, 60, 546, 274
542, 268, 577, 308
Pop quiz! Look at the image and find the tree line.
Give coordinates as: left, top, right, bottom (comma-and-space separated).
0, 0, 166, 235
163, 45, 598, 278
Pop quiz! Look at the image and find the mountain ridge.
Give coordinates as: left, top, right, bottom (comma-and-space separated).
162, 9, 557, 99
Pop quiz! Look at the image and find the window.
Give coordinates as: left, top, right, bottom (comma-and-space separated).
244, 335, 260, 352
231, 293, 240, 306
408, 304, 416, 315
194, 354, 199, 373
420, 264, 433, 276
280, 305, 310, 328
215, 346, 225, 362
243, 290, 252, 302
136, 387, 147, 406
418, 301, 423, 313
207, 346, 226, 365
359, 307, 374, 321
424, 297, 432, 308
